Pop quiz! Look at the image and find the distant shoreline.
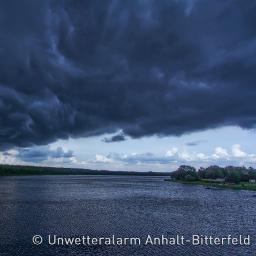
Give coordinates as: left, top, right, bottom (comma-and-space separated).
0, 164, 169, 177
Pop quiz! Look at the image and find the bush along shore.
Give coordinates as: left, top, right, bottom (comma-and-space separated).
168, 165, 256, 191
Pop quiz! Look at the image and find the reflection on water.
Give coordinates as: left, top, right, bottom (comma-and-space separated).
0, 175, 255, 256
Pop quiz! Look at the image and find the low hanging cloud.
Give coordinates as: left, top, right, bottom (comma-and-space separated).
2, 143, 255, 168
17, 146, 74, 163
186, 140, 205, 147
92, 144, 256, 167
1, 1, 256, 149
212, 147, 229, 159
231, 144, 247, 158
103, 133, 126, 143
0, 146, 74, 164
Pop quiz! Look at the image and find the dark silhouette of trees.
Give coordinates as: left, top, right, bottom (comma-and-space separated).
171, 165, 256, 183
171, 165, 198, 181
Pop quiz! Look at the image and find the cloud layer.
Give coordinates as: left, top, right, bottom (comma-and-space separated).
1, 143, 255, 171
0, 146, 75, 165
93, 144, 256, 168
1, 0, 256, 149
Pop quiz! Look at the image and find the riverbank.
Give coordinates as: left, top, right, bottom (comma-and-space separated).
169, 180, 256, 191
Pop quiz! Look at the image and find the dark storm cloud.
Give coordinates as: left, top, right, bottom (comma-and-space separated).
103, 133, 126, 143
1, 0, 256, 149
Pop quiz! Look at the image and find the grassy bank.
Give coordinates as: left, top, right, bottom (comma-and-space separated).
171, 180, 256, 191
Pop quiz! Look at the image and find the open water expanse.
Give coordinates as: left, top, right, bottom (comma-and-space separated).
0, 175, 256, 256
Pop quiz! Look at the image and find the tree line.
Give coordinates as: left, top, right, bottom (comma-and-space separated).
170, 165, 256, 184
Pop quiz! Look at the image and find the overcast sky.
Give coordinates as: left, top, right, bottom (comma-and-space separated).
1, 0, 256, 171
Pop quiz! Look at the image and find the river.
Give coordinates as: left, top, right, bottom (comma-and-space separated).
0, 175, 255, 255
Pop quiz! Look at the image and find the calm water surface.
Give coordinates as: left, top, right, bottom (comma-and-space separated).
0, 175, 256, 256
